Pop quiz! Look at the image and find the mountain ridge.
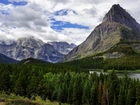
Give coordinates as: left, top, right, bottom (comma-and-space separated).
0, 37, 76, 63
64, 4, 140, 61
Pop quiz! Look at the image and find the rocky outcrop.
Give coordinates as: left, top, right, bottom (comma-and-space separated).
65, 4, 140, 61
104, 52, 124, 59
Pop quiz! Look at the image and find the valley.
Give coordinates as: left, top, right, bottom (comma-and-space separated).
1, 4, 140, 105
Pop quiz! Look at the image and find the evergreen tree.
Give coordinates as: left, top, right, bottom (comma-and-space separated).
113, 95, 117, 105
0, 70, 10, 92
136, 83, 140, 105
90, 83, 98, 105
14, 78, 25, 96
118, 86, 126, 105
82, 80, 90, 104
26, 76, 39, 98
107, 70, 119, 105
72, 77, 82, 105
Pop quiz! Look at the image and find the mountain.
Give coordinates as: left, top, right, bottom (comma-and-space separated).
12, 37, 44, 61
35, 43, 64, 63
65, 4, 140, 61
0, 37, 75, 63
48, 42, 76, 54
0, 53, 17, 63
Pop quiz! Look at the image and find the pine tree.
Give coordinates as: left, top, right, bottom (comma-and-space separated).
0, 70, 10, 92
136, 83, 140, 105
113, 95, 117, 105
14, 78, 25, 96
82, 80, 90, 104
72, 77, 82, 105
118, 86, 126, 105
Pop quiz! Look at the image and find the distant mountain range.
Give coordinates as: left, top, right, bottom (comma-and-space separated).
65, 4, 140, 61
0, 37, 76, 63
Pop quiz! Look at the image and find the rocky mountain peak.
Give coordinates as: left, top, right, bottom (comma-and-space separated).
103, 4, 140, 33
17, 37, 44, 48
64, 4, 140, 61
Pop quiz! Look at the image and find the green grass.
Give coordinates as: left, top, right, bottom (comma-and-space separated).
0, 92, 69, 105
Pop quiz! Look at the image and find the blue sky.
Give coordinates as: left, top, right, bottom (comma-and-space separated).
0, 0, 89, 32
51, 9, 91, 31
50, 9, 89, 31
0, 0, 27, 6
0, 0, 140, 45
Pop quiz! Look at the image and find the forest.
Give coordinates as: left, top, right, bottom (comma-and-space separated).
0, 63, 140, 105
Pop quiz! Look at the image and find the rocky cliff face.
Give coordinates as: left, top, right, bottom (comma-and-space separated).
0, 37, 75, 63
12, 38, 44, 60
48, 42, 76, 55
103, 4, 140, 33
35, 44, 64, 63
65, 4, 140, 61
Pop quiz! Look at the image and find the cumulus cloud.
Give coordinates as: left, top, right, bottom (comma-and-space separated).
0, 0, 140, 45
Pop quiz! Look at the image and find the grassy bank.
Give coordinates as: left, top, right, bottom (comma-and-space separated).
0, 93, 68, 105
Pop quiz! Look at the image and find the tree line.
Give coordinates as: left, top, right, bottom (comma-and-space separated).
0, 63, 140, 105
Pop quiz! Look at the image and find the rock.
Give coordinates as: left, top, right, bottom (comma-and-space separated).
65, 4, 140, 61
0, 37, 75, 63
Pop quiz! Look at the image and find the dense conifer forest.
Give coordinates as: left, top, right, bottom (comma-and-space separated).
0, 63, 140, 105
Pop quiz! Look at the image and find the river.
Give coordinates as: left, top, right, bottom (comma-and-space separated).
89, 71, 140, 80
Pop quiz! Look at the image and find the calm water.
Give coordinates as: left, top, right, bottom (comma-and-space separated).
89, 71, 140, 80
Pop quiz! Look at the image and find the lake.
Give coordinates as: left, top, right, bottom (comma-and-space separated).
89, 71, 140, 80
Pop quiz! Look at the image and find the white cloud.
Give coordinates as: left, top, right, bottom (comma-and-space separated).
0, 0, 140, 45
59, 28, 93, 45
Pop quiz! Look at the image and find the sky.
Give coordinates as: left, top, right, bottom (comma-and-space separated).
0, 0, 140, 45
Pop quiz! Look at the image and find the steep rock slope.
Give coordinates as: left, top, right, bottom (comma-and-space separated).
65, 4, 140, 61
48, 42, 76, 54
36, 44, 64, 63
12, 37, 44, 60
0, 37, 64, 62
